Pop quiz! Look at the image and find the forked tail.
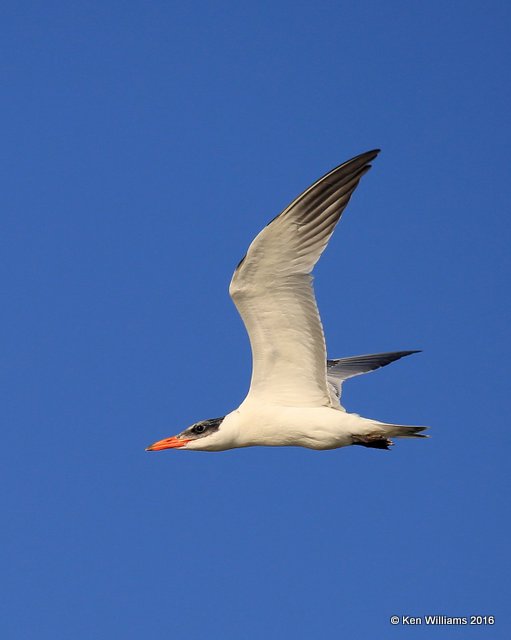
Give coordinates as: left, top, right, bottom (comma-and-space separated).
383, 424, 429, 439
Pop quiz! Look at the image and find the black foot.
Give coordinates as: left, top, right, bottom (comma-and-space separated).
351, 434, 394, 450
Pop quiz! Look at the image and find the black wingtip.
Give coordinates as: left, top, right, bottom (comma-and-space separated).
362, 148, 381, 159
340, 149, 381, 173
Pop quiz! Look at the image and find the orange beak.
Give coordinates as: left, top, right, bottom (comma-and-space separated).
145, 436, 191, 451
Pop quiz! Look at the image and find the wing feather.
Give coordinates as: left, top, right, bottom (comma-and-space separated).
230, 150, 380, 406
327, 350, 420, 405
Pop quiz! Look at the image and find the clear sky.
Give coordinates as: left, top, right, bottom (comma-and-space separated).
2, 1, 510, 638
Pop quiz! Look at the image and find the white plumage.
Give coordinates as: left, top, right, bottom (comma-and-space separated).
147, 150, 428, 453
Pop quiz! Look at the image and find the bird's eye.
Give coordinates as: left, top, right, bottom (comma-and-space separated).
193, 424, 206, 434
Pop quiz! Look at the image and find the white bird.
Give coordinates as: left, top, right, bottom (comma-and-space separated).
147, 150, 427, 453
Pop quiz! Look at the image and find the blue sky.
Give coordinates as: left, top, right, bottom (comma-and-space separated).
2, 1, 510, 638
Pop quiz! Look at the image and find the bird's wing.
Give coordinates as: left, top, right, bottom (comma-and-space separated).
229, 150, 380, 406
327, 350, 420, 406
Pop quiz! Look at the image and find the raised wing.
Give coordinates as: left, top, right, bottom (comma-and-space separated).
327, 350, 420, 405
229, 150, 380, 406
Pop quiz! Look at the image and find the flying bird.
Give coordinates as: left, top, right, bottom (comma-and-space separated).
147, 150, 427, 453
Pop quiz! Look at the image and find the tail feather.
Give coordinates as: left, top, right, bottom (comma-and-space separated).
380, 424, 429, 439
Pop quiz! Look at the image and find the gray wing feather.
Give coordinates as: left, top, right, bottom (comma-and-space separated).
327, 350, 420, 402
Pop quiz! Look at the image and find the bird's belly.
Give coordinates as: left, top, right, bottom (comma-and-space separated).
235, 404, 359, 450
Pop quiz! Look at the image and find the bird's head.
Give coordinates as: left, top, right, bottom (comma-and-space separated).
146, 416, 226, 452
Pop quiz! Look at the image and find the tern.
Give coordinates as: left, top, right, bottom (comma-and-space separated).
147, 150, 427, 453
